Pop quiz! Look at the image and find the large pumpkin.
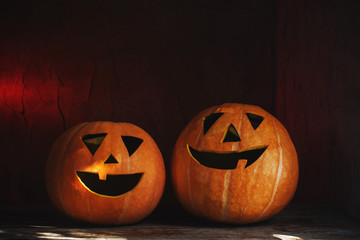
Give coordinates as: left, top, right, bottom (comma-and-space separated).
46, 121, 165, 225
171, 103, 298, 224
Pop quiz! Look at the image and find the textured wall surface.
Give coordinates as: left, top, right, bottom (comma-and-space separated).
276, 0, 360, 219
0, 0, 275, 214
1, 0, 359, 220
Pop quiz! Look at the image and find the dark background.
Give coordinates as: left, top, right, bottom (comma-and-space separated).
0, 0, 359, 221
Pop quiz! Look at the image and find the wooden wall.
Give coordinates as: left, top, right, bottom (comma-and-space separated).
276, 0, 360, 220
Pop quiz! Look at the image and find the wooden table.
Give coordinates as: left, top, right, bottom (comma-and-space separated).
1, 205, 359, 239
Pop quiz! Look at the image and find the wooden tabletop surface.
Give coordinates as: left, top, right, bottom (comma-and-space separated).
1, 204, 359, 239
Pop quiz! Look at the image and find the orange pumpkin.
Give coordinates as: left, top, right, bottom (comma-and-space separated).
171, 103, 298, 224
46, 122, 165, 225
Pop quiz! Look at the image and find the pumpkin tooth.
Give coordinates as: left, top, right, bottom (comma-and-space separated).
98, 172, 107, 180
187, 145, 268, 170
76, 171, 144, 197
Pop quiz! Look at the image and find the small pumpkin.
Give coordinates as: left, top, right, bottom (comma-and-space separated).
46, 121, 165, 225
171, 103, 298, 224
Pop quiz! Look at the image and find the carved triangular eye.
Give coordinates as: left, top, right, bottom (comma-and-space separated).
104, 154, 118, 164
203, 112, 224, 134
223, 124, 241, 142
122, 136, 143, 157
82, 133, 107, 155
246, 113, 264, 130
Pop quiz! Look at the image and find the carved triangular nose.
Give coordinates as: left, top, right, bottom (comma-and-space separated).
222, 124, 241, 142
104, 154, 118, 164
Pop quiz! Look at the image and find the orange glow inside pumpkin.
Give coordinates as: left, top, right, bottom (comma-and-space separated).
75, 132, 145, 197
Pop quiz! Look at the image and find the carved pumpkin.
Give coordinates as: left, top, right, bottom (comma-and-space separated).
46, 122, 165, 225
171, 103, 298, 224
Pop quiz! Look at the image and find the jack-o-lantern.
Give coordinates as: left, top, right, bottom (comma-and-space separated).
46, 122, 165, 225
171, 103, 298, 224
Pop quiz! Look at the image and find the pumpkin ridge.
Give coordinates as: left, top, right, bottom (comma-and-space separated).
221, 170, 231, 220
58, 123, 89, 214
221, 111, 242, 221
186, 152, 195, 213
85, 189, 92, 222
118, 131, 132, 221
187, 127, 204, 214
256, 119, 283, 220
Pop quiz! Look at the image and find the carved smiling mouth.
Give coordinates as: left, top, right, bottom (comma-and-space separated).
187, 145, 268, 170
76, 171, 144, 197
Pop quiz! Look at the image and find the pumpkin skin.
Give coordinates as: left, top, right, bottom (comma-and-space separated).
171, 103, 298, 224
46, 122, 165, 225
